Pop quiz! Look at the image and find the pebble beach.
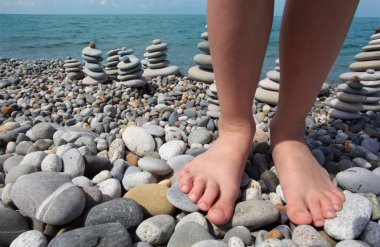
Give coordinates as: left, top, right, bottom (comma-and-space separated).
0, 17, 380, 247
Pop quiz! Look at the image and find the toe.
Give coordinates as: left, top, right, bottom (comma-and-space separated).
325, 190, 344, 211
320, 194, 336, 219
286, 196, 313, 226
207, 185, 239, 225
306, 196, 325, 227
188, 177, 206, 203
178, 172, 194, 193
197, 180, 219, 212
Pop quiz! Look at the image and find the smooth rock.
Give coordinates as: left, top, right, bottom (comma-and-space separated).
223, 226, 252, 245
9, 230, 47, 247
188, 129, 211, 145
41, 154, 62, 172
32, 123, 56, 140
96, 178, 122, 199
122, 126, 155, 156
18, 151, 46, 169
292, 225, 329, 247
359, 221, 380, 247
0, 207, 29, 246
5, 164, 38, 184
328, 109, 361, 120
167, 182, 199, 212
336, 167, 380, 194
136, 214, 175, 246
175, 212, 208, 231
192, 240, 228, 247
137, 157, 172, 176
188, 66, 215, 84
61, 148, 85, 178
336, 240, 370, 247
122, 170, 157, 191
167, 222, 214, 247
159, 140, 187, 161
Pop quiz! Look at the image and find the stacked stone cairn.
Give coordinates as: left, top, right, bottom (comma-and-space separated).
142, 39, 180, 78
327, 76, 365, 120
82, 42, 108, 85
255, 59, 330, 106
105, 48, 122, 78
350, 30, 380, 72
63, 56, 84, 80
117, 48, 147, 88
206, 83, 220, 119
188, 25, 215, 84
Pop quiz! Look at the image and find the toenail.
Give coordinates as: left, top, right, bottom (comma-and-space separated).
333, 203, 341, 211
210, 208, 224, 218
326, 210, 335, 218
295, 211, 311, 219
198, 202, 208, 210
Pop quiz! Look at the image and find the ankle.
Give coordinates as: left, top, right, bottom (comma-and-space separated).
269, 116, 305, 145
218, 116, 256, 138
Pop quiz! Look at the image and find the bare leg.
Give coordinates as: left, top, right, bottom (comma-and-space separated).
179, 0, 274, 225
270, 0, 359, 227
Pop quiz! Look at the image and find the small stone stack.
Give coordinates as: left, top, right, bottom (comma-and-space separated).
328, 76, 365, 120
188, 25, 215, 84
82, 42, 108, 85
142, 39, 180, 78
255, 59, 281, 105
63, 57, 84, 80
206, 83, 220, 119
105, 48, 122, 78
117, 50, 147, 88
350, 31, 380, 72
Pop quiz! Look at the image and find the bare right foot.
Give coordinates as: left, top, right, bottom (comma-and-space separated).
178, 119, 255, 225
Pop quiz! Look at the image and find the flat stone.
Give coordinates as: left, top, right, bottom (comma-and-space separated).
363, 96, 380, 104
122, 170, 157, 191
201, 32, 208, 40
363, 103, 380, 112
64, 61, 82, 68
137, 157, 172, 176
355, 51, 380, 61
96, 178, 122, 199
175, 212, 208, 231
117, 56, 140, 70
166, 155, 194, 172
11, 171, 85, 225
92, 170, 112, 184
85, 198, 143, 229
144, 48, 168, 58
255, 87, 279, 106
167, 182, 199, 212
188, 66, 214, 84
259, 78, 280, 91
82, 46, 102, 57
337, 84, 371, 95
226, 200, 279, 230
371, 33, 380, 40
82, 75, 107, 85
84, 62, 103, 71
336, 167, 380, 194
363, 44, 380, 52
5, 164, 38, 184
292, 225, 329, 247
32, 123, 56, 140
336, 92, 366, 103
159, 140, 187, 161
120, 78, 148, 88
136, 214, 175, 246
147, 54, 167, 63
117, 69, 144, 81
124, 184, 175, 216
118, 63, 141, 75
197, 41, 210, 54
266, 70, 280, 82
361, 138, 379, 154
48, 223, 131, 247
81, 54, 103, 63
147, 60, 169, 69
328, 109, 361, 120
143, 66, 180, 77
350, 60, 380, 72
167, 222, 214, 247
324, 191, 371, 240
340, 71, 380, 81
107, 48, 121, 56
327, 98, 363, 113
83, 67, 107, 80
62, 148, 85, 178
122, 126, 155, 156
142, 124, 165, 137
3, 155, 24, 173
194, 54, 212, 70
223, 226, 252, 245
0, 207, 29, 246
146, 42, 168, 52
19, 151, 46, 169
188, 129, 211, 145
9, 230, 47, 247
359, 221, 380, 246
336, 240, 370, 247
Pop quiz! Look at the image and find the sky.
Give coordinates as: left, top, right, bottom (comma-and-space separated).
0, 0, 379, 17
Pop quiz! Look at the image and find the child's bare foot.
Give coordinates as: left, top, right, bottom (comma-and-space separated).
178, 120, 255, 225
270, 127, 345, 227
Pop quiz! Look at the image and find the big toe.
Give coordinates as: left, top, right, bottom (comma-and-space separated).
207, 187, 238, 225
286, 199, 313, 226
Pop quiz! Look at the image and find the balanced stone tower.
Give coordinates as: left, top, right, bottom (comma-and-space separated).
63, 57, 84, 80
142, 39, 180, 78
255, 59, 330, 105
206, 83, 220, 119
350, 31, 380, 72
188, 25, 215, 84
82, 42, 108, 85
105, 48, 122, 78
117, 49, 147, 88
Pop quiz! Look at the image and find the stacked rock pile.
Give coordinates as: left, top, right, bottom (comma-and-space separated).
255, 59, 330, 106
105, 48, 122, 78
117, 52, 147, 88
82, 42, 108, 85
63, 57, 84, 80
350, 30, 380, 72
206, 83, 220, 119
142, 39, 180, 78
188, 25, 215, 84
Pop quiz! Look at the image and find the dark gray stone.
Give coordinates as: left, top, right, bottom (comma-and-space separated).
167, 222, 214, 247
32, 123, 56, 140
223, 226, 252, 245
5, 164, 38, 184
0, 207, 29, 246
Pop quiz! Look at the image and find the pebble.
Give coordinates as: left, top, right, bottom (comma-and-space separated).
136, 214, 176, 246
166, 154, 194, 172
110, 159, 126, 181
188, 129, 211, 145
0, 207, 29, 246
137, 157, 172, 175
48, 222, 132, 247
122, 170, 157, 191
336, 240, 370, 247
359, 221, 380, 246
167, 222, 214, 247
85, 198, 143, 229
41, 154, 62, 172
223, 226, 252, 245
108, 138, 125, 163
9, 230, 47, 247
175, 212, 208, 231
324, 191, 372, 240
62, 148, 85, 178
18, 151, 46, 169
159, 140, 187, 160
124, 184, 175, 216
292, 225, 329, 247
122, 126, 155, 156
192, 240, 229, 247
228, 200, 279, 230
92, 170, 112, 184
31, 123, 56, 140
96, 178, 122, 199
72, 176, 93, 187
5, 164, 38, 184
361, 138, 379, 154
11, 171, 86, 225
336, 167, 380, 194
167, 182, 199, 212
